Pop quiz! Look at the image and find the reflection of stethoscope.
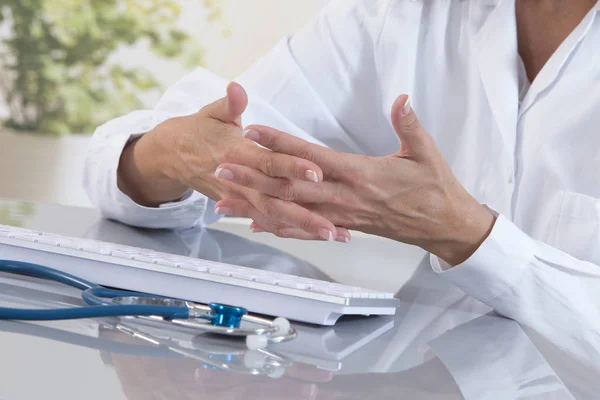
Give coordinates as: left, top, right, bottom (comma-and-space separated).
0, 316, 298, 379
0, 260, 296, 349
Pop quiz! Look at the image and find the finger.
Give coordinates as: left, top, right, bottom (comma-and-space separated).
213, 196, 275, 229
251, 221, 351, 243
252, 220, 322, 241
213, 198, 255, 219
214, 198, 318, 241
226, 139, 324, 182
390, 95, 434, 158
243, 125, 349, 178
201, 81, 248, 126
215, 196, 337, 241
252, 221, 351, 243
215, 163, 334, 203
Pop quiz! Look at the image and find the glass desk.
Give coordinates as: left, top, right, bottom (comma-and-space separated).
0, 198, 596, 399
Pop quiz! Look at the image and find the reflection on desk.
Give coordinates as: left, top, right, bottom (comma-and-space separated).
0, 223, 596, 399
84, 218, 333, 282
0, 199, 598, 399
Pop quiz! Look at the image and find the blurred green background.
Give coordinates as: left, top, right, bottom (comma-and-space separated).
0, 0, 224, 136
0, 0, 329, 209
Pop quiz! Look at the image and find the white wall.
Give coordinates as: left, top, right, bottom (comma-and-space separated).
0, 0, 329, 207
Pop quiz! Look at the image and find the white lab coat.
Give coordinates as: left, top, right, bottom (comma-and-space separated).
84, 0, 600, 356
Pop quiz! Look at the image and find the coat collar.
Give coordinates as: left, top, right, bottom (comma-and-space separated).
474, 0, 520, 151
519, 5, 599, 115
474, 0, 599, 145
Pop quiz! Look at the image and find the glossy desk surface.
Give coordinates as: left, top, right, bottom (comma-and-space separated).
0, 198, 596, 399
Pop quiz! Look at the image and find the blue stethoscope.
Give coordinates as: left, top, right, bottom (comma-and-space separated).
0, 260, 296, 350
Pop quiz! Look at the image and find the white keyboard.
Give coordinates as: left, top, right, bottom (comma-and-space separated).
0, 225, 399, 325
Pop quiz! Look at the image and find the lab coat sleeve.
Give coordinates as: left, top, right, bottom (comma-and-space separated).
83, 0, 391, 229
430, 214, 600, 367
429, 315, 574, 399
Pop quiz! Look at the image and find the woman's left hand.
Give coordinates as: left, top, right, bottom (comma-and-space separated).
215, 95, 496, 266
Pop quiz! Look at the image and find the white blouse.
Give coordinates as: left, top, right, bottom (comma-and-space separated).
84, 0, 600, 360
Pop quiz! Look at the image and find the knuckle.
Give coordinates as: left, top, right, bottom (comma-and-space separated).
274, 227, 288, 238
260, 155, 276, 176
238, 170, 253, 187
275, 181, 297, 201
221, 144, 240, 163
261, 198, 280, 218
295, 145, 317, 163
299, 216, 313, 232
262, 132, 278, 149
401, 114, 420, 133
344, 160, 370, 185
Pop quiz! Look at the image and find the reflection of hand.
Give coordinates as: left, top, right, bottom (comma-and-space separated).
215, 95, 495, 266
111, 356, 327, 400
104, 329, 462, 399
117, 82, 345, 242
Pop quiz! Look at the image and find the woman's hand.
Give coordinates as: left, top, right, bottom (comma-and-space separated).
214, 95, 496, 265
117, 82, 345, 242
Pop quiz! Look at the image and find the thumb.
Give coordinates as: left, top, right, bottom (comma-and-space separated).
390, 95, 432, 158
203, 81, 248, 126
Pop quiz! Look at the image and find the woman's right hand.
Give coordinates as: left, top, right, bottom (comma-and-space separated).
117, 82, 347, 242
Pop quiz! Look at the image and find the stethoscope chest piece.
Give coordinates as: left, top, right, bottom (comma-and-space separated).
208, 303, 248, 328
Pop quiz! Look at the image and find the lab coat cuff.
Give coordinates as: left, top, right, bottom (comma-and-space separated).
430, 214, 536, 303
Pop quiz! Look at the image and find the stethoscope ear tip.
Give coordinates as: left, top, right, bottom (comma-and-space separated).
273, 317, 290, 333
246, 334, 269, 350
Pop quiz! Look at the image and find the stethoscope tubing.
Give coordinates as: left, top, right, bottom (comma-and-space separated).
0, 260, 191, 320
0, 260, 296, 342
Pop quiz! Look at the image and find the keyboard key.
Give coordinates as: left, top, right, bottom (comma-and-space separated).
36, 236, 60, 246
210, 269, 235, 278
129, 255, 155, 264
254, 276, 278, 285
230, 272, 256, 281
180, 262, 209, 273
54, 240, 80, 250
154, 258, 180, 268
81, 246, 113, 256
277, 280, 308, 290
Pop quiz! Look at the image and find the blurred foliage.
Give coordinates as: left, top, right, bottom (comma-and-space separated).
0, 0, 223, 135
0, 201, 35, 227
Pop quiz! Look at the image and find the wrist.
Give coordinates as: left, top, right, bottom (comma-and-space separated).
117, 123, 189, 207
429, 202, 496, 267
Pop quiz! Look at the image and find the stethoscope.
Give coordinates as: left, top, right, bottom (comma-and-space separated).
0, 260, 297, 350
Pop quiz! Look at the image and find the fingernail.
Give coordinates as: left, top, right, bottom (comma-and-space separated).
400, 96, 412, 118
305, 169, 319, 183
318, 228, 334, 241
242, 129, 260, 142
215, 167, 234, 181
251, 226, 264, 233
214, 206, 233, 215
336, 235, 351, 244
